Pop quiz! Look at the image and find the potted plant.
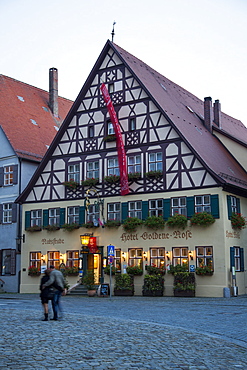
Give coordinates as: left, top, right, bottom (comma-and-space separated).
144, 216, 165, 230
43, 224, 60, 231
82, 270, 96, 296
195, 266, 214, 276
146, 264, 166, 276
26, 225, 42, 232
62, 179, 79, 190
190, 212, 215, 227
128, 172, 141, 181
62, 222, 80, 231
104, 174, 120, 183
142, 274, 164, 296
173, 272, 196, 297
230, 213, 246, 230
81, 221, 99, 228
122, 217, 143, 233
28, 266, 41, 276
145, 170, 163, 179
64, 266, 79, 276
104, 265, 117, 275
166, 214, 188, 229
104, 219, 121, 228
168, 264, 188, 275
126, 265, 143, 276
81, 178, 99, 187
114, 274, 134, 296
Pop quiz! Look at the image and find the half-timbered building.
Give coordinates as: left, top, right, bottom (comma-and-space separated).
0, 69, 72, 292
17, 40, 247, 297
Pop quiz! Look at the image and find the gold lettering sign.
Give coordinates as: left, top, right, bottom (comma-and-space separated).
120, 230, 192, 243
226, 230, 240, 239
41, 238, 65, 245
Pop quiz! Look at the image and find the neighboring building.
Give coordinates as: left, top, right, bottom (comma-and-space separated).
0, 69, 73, 292
17, 41, 247, 297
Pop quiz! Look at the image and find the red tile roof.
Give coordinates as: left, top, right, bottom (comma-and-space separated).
0, 75, 73, 162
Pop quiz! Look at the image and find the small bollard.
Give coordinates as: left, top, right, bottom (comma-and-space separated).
223, 287, 230, 298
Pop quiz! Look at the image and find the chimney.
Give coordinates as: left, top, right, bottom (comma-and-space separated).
213, 99, 222, 129
49, 67, 58, 117
204, 97, 213, 133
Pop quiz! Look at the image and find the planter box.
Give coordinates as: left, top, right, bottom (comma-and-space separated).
142, 290, 163, 297
114, 289, 134, 296
174, 290, 195, 297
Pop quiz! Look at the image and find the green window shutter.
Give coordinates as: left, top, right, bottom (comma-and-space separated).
121, 202, 128, 221
240, 248, 244, 272
210, 194, 219, 218
163, 199, 170, 221
25, 211, 31, 229
186, 197, 194, 219
236, 198, 241, 213
227, 195, 232, 220
142, 201, 148, 220
43, 210, 48, 227
60, 208, 65, 227
79, 206, 85, 225
230, 247, 235, 272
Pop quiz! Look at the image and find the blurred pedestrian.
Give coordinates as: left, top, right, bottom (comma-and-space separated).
39, 269, 54, 321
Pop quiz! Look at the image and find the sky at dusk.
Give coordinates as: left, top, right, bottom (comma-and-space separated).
1, 0, 246, 125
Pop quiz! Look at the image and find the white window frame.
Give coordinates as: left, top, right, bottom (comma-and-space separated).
66, 250, 79, 268
30, 252, 41, 270
172, 247, 188, 267
3, 203, 12, 224
128, 201, 142, 219
148, 152, 162, 172
67, 206, 79, 224
107, 202, 120, 221
149, 199, 163, 217
234, 247, 241, 272
171, 197, 187, 216
87, 204, 100, 224
150, 248, 165, 268
230, 196, 237, 213
47, 251, 60, 269
68, 164, 80, 183
4, 166, 14, 186
195, 195, 211, 213
48, 208, 60, 226
128, 155, 141, 174
107, 158, 119, 176
31, 210, 42, 227
128, 248, 143, 268
86, 161, 99, 179
196, 246, 213, 270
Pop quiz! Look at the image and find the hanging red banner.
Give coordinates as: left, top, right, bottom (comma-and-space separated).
100, 83, 129, 196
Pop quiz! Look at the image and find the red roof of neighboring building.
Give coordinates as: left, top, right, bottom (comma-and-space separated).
0, 74, 73, 162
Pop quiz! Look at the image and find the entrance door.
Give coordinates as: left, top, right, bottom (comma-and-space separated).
86, 254, 99, 284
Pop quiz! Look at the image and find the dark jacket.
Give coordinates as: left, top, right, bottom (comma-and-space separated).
40, 275, 52, 299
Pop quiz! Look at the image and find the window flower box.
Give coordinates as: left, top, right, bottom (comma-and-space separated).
28, 266, 41, 276
190, 212, 215, 227
26, 225, 42, 232
43, 224, 60, 231
64, 266, 79, 276
166, 214, 188, 229
145, 170, 163, 179
128, 172, 141, 181
103, 134, 117, 142
104, 219, 121, 228
122, 217, 143, 233
81, 178, 99, 187
173, 272, 196, 297
62, 223, 80, 232
144, 216, 165, 230
142, 274, 164, 296
81, 221, 99, 229
104, 265, 117, 275
145, 264, 166, 276
126, 266, 143, 276
195, 266, 214, 276
62, 179, 79, 189
104, 175, 120, 183
230, 213, 246, 230
114, 274, 134, 295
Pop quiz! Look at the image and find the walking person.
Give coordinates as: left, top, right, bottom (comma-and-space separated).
42, 265, 65, 321
40, 269, 54, 321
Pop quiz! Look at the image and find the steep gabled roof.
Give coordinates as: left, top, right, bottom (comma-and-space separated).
0, 75, 73, 162
17, 40, 247, 203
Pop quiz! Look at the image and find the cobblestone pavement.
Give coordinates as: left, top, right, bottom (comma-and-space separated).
0, 294, 247, 369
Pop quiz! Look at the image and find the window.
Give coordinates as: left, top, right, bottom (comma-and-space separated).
88, 126, 94, 138
107, 121, 115, 135
86, 161, 99, 179
128, 201, 142, 219
196, 246, 213, 270
148, 152, 162, 172
67, 206, 79, 224
171, 197, 187, 216
233, 247, 241, 272
107, 158, 119, 176
68, 164, 80, 183
129, 117, 136, 131
3, 203, 12, 224
128, 155, 141, 174
87, 204, 99, 224
1, 249, 15, 275
107, 202, 120, 221
195, 195, 211, 213
47, 251, 60, 269
115, 249, 121, 272
4, 166, 14, 186
30, 252, 41, 270
150, 248, 165, 269
172, 247, 188, 267
108, 83, 114, 93
48, 208, 60, 226
230, 196, 237, 213
128, 248, 143, 268
31, 210, 42, 227
66, 250, 79, 268
149, 199, 163, 217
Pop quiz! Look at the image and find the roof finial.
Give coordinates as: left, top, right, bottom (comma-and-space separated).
111, 21, 116, 42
